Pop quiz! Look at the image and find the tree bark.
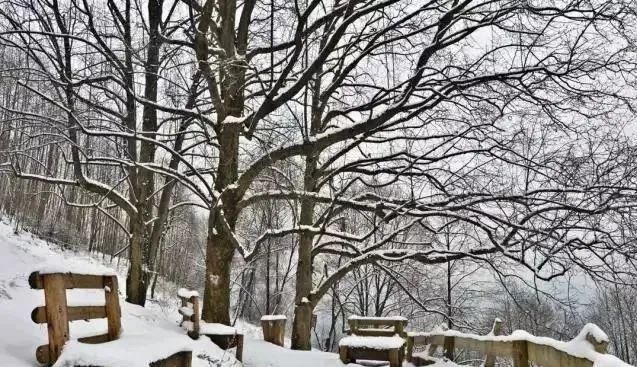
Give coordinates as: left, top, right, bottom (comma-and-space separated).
291, 154, 318, 350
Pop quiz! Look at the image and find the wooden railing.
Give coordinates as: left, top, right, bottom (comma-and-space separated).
177, 289, 200, 339
29, 271, 121, 365
406, 320, 618, 367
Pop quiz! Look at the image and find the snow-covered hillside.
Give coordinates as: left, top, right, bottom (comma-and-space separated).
0, 218, 426, 367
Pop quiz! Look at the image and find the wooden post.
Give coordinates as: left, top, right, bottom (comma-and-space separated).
389, 348, 401, 367
261, 316, 286, 346
43, 274, 70, 364
484, 318, 502, 367
235, 334, 244, 362
104, 275, 121, 341
406, 335, 414, 362
339, 346, 351, 364
443, 335, 454, 360
190, 296, 200, 339
512, 340, 529, 367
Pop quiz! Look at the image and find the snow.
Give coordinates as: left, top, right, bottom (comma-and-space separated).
36, 263, 116, 276
348, 315, 408, 322
53, 335, 192, 367
0, 220, 237, 367
0, 217, 528, 367
261, 315, 287, 321
200, 322, 238, 335
577, 323, 609, 344
177, 288, 199, 299
338, 335, 406, 350
221, 115, 247, 125
179, 306, 194, 317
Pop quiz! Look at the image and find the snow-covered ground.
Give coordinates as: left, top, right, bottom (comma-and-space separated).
0, 218, 450, 367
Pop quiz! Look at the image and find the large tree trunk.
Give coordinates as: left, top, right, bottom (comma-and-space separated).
202, 216, 235, 324
125, 0, 163, 306
291, 155, 318, 350
126, 220, 149, 306
202, 123, 241, 324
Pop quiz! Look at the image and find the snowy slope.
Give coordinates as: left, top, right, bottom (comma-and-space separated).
0, 218, 242, 367
0, 218, 457, 367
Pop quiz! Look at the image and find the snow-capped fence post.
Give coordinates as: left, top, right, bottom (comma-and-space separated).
443, 334, 455, 360
177, 288, 201, 339
585, 332, 608, 354
484, 318, 502, 367
261, 315, 287, 347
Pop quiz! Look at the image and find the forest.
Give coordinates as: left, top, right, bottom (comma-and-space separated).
1, 0, 637, 365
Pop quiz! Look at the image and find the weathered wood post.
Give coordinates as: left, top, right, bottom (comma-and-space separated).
484, 318, 502, 367
190, 295, 201, 339
104, 275, 121, 341
406, 335, 414, 363
261, 315, 287, 347
512, 340, 529, 367
42, 273, 69, 364
443, 336, 454, 360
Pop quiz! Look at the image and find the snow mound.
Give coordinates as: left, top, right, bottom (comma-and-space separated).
177, 288, 199, 299
53, 334, 192, 367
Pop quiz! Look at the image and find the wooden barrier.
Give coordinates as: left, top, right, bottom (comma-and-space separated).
29, 271, 121, 365
178, 289, 243, 361
260, 315, 286, 347
407, 321, 611, 367
178, 291, 201, 339
30, 271, 191, 367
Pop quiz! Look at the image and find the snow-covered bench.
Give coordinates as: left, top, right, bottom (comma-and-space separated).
29, 271, 192, 366
339, 316, 408, 367
177, 288, 243, 361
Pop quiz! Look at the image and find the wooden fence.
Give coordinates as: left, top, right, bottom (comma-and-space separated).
406, 320, 614, 367
177, 290, 200, 339
29, 271, 121, 365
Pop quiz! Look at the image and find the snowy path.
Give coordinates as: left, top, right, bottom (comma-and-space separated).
0, 219, 454, 367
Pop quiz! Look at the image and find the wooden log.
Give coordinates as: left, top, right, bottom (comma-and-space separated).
104, 275, 121, 341
32, 305, 107, 323
29, 272, 106, 290
42, 273, 70, 365
35, 345, 51, 365
484, 318, 502, 367
78, 333, 110, 344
